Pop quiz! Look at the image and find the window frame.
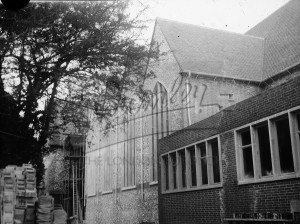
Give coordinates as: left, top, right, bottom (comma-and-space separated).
122, 114, 136, 189
235, 106, 300, 185
161, 135, 222, 194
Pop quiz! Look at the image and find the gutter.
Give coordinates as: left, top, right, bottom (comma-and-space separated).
181, 70, 261, 85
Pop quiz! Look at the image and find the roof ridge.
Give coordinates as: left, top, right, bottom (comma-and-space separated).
156, 17, 264, 40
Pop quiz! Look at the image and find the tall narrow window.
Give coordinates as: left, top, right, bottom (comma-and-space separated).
240, 128, 254, 179
187, 146, 197, 187
151, 82, 169, 182
210, 139, 221, 183
275, 117, 294, 173
162, 155, 169, 191
198, 142, 208, 185
178, 149, 186, 188
124, 115, 135, 187
256, 123, 272, 176
170, 152, 177, 189
297, 114, 300, 144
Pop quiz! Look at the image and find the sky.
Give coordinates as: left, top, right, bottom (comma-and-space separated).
133, 0, 289, 40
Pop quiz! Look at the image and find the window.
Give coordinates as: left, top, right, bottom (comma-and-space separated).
102, 131, 112, 192
210, 139, 221, 183
187, 146, 197, 187
151, 82, 169, 182
275, 116, 294, 173
161, 136, 222, 193
170, 152, 177, 190
236, 107, 300, 184
256, 123, 272, 177
197, 142, 208, 185
178, 149, 186, 188
240, 128, 254, 179
297, 114, 300, 139
123, 115, 135, 188
86, 150, 98, 196
162, 155, 169, 191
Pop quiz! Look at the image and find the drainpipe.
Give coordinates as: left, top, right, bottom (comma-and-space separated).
186, 71, 192, 126
97, 129, 100, 205
140, 109, 144, 200
115, 111, 118, 203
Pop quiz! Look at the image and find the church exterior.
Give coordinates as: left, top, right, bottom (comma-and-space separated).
85, 1, 300, 223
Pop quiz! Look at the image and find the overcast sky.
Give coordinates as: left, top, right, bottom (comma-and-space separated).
134, 0, 289, 39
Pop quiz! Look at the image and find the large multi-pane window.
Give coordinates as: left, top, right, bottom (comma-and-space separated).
235, 107, 300, 183
161, 136, 222, 193
151, 82, 169, 182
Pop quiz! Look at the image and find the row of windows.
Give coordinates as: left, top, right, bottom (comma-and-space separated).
236, 109, 300, 183
87, 81, 169, 195
160, 107, 300, 193
161, 137, 222, 193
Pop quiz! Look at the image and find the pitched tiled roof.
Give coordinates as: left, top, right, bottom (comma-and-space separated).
246, 0, 300, 79
156, 18, 264, 81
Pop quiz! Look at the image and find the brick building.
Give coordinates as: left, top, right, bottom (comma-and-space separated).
158, 0, 300, 223
85, 0, 300, 223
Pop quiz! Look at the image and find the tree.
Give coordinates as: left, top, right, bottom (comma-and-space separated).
0, 1, 159, 182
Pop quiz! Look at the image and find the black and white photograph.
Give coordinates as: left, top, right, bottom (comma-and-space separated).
0, 0, 300, 223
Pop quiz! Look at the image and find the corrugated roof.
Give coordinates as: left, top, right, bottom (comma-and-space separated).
156, 18, 264, 81
246, 0, 300, 79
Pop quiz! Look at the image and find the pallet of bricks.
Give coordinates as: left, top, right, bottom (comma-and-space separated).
0, 164, 37, 224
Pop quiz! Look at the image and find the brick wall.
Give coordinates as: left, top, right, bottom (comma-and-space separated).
85, 20, 266, 223
158, 71, 300, 224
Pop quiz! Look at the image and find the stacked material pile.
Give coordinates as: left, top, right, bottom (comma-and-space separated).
0, 164, 37, 224
2, 165, 17, 224
24, 206, 35, 224
23, 165, 37, 207
15, 166, 26, 224
36, 194, 54, 224
52, 204, 67, 224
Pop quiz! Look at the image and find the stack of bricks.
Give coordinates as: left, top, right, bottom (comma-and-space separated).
23, 164, 37, 207
0, 164, 37, 224
2, 165, 17, 224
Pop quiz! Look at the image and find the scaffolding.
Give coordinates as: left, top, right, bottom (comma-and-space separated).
61, 134, 86, 223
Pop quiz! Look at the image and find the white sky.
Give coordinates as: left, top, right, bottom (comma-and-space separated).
134, 0, 289, 40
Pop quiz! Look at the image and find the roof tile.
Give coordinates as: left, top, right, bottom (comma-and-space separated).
246, 0, 300, 79
157, 18, 264, 81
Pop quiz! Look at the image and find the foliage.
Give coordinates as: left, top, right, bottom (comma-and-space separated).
0, 1, 159, 183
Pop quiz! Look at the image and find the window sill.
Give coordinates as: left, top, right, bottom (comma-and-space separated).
87, 193, 96, 198
121, 185, 136, 192
238, 172, 300, 185
162, 183, 222, 194
101, 190, 113, 195
149, 181, 158, 186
